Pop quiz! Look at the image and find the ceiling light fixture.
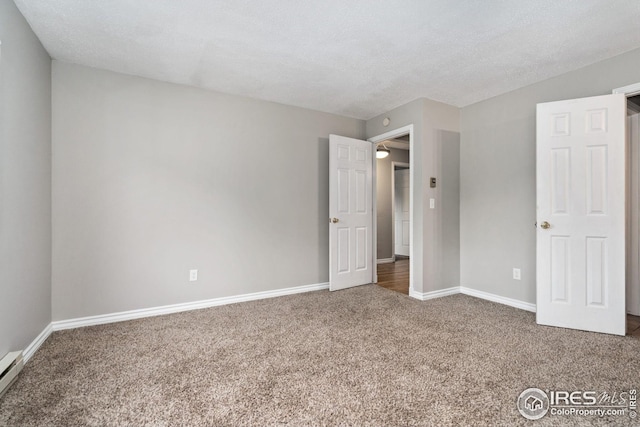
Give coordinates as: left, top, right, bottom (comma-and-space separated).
376, 143, 390, 159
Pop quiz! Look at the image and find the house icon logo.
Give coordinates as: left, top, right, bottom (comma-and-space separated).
518, 388, 549, 420
525, 395, 543, 410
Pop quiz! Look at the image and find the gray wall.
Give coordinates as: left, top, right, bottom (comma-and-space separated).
376, 148, 410, 260
367, 99, 459, 294
52, 61, 365, 320
0, 0, 52, 356
437, 131, 460, 290
460, 47, 640, 304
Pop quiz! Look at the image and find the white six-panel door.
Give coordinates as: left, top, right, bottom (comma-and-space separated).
394, 168, 410, 257
536, 93, 626, 336
329, 135, 373, 291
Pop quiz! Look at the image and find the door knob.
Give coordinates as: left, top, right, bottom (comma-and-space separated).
540, 221, 551, 229
330, 218, 339, 223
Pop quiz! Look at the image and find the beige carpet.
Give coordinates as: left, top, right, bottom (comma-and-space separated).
1, 285, 639, 426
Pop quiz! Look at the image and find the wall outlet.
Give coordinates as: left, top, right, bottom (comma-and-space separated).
429, 198, 435, 209
513, 268, 521, 280
189, 269, 198, 282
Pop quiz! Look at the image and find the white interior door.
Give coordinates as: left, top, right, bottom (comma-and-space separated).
536, 93, 626, 336
394, 168, 410, 257
329, 134, 373, 291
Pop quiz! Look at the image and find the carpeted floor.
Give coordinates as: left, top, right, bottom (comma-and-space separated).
1, 285, 639, 426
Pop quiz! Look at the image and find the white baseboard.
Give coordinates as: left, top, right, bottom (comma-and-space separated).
52, 282, 329, 331
23, 323, 53, 363
460, 286, 536, 313
376, 258, 394, 264
409, 286, 459, 301
408, 285, 537, 313
23, 282, 534, 364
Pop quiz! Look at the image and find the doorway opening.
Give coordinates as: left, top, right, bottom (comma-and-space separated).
621, 85, 640, 336
628, 94, 640, 336
371, 131, 411, 295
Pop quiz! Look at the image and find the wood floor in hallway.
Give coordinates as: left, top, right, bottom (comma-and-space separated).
376, 258, 409, 295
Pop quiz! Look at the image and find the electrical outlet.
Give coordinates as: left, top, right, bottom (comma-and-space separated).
189, 269, 198, 282
513, 268, 521, 280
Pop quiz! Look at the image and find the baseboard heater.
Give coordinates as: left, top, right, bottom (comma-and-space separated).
0, 351, 24, 398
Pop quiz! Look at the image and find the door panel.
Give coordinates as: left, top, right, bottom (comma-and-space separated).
586, 146, 607, 214
550, 148, 570, 214
585, 237, 607, 307
537, 93, 626, 336
550, 236, 569, 303
329, 135, 373, 291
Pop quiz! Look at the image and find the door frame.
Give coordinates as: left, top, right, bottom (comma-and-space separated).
615, 82, 640, 316
391, 161, 410, 261
368, 125, 414, 293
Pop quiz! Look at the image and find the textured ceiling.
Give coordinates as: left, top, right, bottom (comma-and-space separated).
14, 0, 640, 119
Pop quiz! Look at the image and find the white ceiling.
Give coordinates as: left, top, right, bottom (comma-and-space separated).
14, 0, 640, 119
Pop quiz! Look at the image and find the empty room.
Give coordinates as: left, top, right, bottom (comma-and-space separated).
2, 0, 640, 425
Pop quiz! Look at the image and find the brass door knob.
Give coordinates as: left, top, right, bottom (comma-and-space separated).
330, 218, 339, 223
540, 221, 551, 229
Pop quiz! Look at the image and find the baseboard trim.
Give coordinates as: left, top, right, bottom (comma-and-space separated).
460, 286, 536, 313
24, 283, 535, 362
52, 282, 330, 331
376, 258, 394, 264
408, 285, 536, 313
409, 286, 459, 301
23, 323, 53, 363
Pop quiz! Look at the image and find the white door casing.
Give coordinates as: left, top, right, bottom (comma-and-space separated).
627, 111, 640, 316
536, 93, 626, 336
329, 134, 373, 291
369, 125, 414, 295
394, 168, 410, 257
